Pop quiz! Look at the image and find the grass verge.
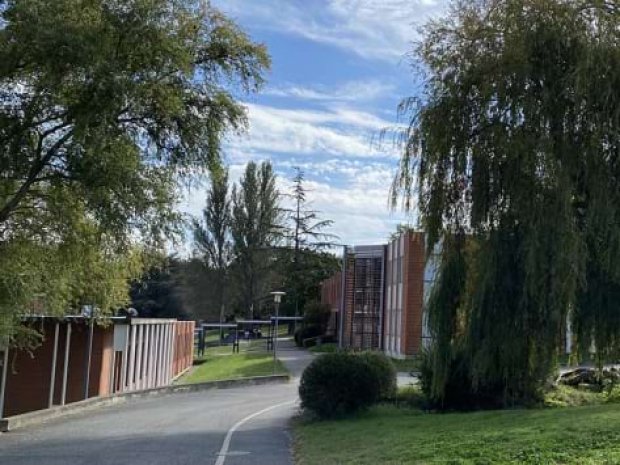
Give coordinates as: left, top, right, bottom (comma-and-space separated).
181, 349, 287, 384
390, 357, 421, 373
309, 343, 338, 353
294, 401, 620, 464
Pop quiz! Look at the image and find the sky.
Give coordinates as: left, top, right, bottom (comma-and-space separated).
181, 0, 448, 248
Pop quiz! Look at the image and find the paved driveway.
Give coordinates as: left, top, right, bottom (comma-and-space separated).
0, 341, 314, 465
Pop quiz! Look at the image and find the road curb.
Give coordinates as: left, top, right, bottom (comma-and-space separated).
0, 374, 290, 432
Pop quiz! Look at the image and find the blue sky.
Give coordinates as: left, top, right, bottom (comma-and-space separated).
183, 0, 448, 246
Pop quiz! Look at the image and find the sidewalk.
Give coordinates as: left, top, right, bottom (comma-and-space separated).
274, 338, 315, 381
277, 339, 421, 388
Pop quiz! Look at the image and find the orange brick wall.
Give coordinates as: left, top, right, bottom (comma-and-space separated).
321, 271, 342, 337
383, 231, 427, 357
323, 236, 432, 355
3, 319, 194, 418
320, 271, 342, 311
402, 232, 426, 355
172, 321, 194, 377
4, 320, 114, 417
341, 254, 356, 347
5, 323, 55, 417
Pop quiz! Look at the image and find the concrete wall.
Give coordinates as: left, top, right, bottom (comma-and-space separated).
384, 235, 403, 356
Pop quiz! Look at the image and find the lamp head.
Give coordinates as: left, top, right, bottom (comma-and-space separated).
270, 291, 286, 304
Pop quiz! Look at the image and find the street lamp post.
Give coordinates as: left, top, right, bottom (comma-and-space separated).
270, 291, 286, 373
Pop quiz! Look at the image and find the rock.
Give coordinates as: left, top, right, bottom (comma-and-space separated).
558, 367, 620, 388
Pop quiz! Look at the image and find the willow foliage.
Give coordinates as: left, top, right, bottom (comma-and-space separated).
394, 0, 620, 404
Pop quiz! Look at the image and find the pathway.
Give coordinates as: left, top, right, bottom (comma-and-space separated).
0, 340, 313, 465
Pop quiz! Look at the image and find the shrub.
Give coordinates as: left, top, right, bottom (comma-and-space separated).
302, 336, 318, 348
303, 300, 331, 333
299, 352, 380, 418
309, 342, 338, 353
358, 351, 397, 399
545, 384, 604, 407
294, 325, 321, 347
302, 335, 336, 348
394, 386, 428, 409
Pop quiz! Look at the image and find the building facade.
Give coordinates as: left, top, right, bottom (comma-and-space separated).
340, 245, 385, 350
320, 271, 342, 337
384, 232, 425, 357
323, 231, 437, 357
0, 317, 194, 419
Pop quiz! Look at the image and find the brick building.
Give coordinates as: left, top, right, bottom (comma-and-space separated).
0, 316, 194, 418
321, 231, 437, 357
383, 231, 437, 357
320, 271, 341, 337
340, 245, 385, 350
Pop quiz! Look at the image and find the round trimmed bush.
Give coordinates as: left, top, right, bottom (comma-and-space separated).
358, 351, 397, 399
299, 352, 380, 418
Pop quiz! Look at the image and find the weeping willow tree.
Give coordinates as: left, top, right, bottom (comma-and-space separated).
394, 0, 620, 405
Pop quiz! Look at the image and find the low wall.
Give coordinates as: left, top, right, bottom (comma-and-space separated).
1, 317, 195, 419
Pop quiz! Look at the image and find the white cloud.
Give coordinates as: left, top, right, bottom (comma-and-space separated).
266, 79, 395, 102
214, 0, 448, 61
275, 174, 413, 245
227, 102, 400, 160
178, 0, 438, 246
178, 98, 411, 246
181, 164, 413, 248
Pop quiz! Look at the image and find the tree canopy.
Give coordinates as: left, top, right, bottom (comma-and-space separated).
185, 162, 339, 321
394, 0, 620, 405
0, 0, 269, 344
231, 161, 283, 317
194, 168, 232, 323
284, 168, 338, 317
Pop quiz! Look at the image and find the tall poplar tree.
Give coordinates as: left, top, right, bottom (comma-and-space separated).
231, 161, 282, 317
194, 169, 232, 326
394, 0, 620, 405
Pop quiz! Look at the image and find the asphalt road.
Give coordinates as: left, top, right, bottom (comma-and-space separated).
0, 341, 314, 465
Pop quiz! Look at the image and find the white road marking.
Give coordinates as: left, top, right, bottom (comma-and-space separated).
214, 399, 297, 465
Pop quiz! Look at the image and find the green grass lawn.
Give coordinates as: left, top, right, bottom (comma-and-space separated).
184, 335, 289, 384
309, 343, 338, 353
294, 403, 620, 464
180, 351, 287, 384
204, 329, 223, 343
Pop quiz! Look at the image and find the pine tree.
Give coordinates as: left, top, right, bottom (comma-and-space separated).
286, 168, 337, 317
